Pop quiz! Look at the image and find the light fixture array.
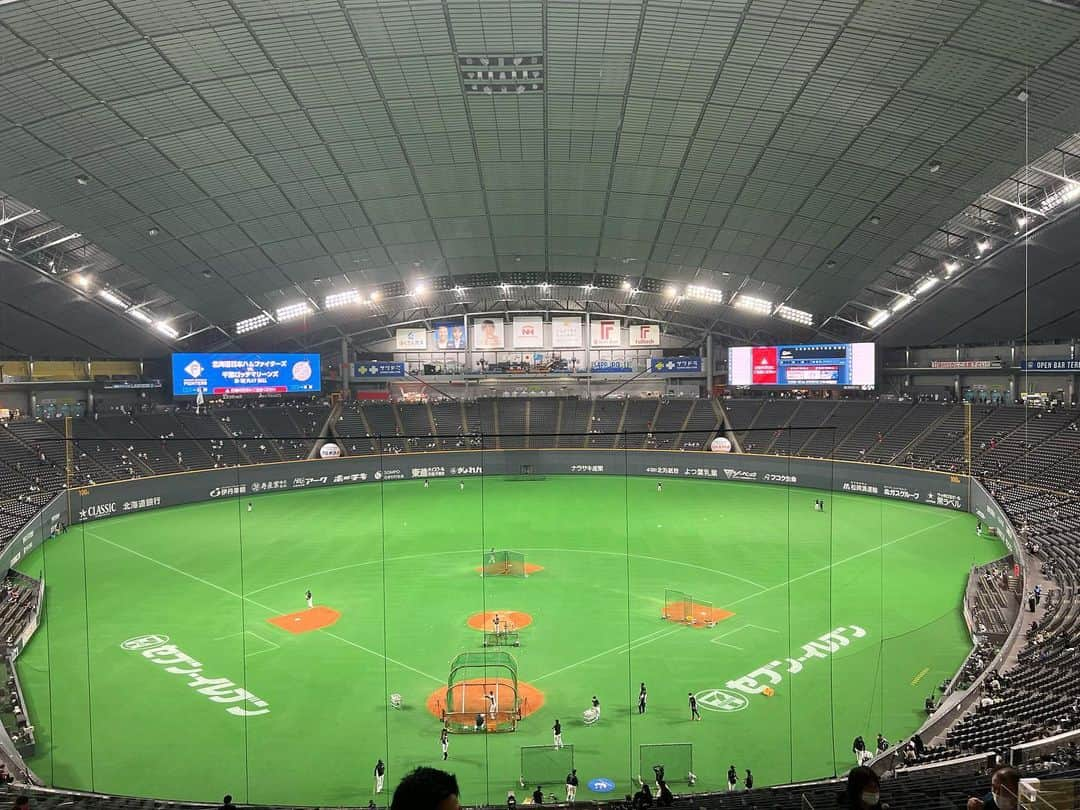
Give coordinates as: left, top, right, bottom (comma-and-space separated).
276, 302, 312, 322
775, 304, 813, 325
685, 285, 724, 303
324, 289, 362, 309
236, 313, 274, 334
733, 294, 773, 315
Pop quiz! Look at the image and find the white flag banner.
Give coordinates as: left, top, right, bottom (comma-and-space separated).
551, 316, 583, 348
395, 327, 428, 350
512, 316, 544, 348
472, 317, 505, 349
628, 323, 660, 347
590, 318, 622, 348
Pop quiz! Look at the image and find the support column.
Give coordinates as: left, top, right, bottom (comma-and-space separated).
705, 333, 714, 396
341, 336, 350, 398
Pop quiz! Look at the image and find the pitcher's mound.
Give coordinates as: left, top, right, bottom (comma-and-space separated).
467, 610, 533, 631
269, 606, 341, 634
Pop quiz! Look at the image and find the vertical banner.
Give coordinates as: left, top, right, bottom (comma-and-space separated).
512, 316, 544, 348
590, 318, 622, 347
551, 316, 583, 348
472, 318, 506, 349
628, 323, 660, 347
396, 328, 428, 350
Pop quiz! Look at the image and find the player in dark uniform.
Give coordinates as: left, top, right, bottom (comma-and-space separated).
565, 769, 578, 802
689, 692, 701, 721
373, 759, 386, 794
440, 726, 449, 760
638, 682, 647, 714
305, 589, 313, 608
727, 764, 738, 791
591, 695, 601, 721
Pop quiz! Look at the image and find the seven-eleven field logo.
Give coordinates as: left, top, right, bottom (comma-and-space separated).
695, 688, 749, 712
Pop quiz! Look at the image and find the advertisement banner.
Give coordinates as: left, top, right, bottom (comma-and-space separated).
590, 318, 621, 347
650, 356, 703, 373
172, 353, 320, 396
592, 360, 634, 373
551, 317, 583, 348
1019, 360, 1080, 372
396, 328, 428, 351
628, 323, 660, 347
512, 316, 544, 348
473, 318, 505, 349
66, 451, 971, 527
433, 321, 467, 350
930, 360, 1004, 370
353, 361, 405, 379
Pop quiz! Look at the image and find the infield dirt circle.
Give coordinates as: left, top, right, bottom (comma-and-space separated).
426, 677, 545, 720
467, 610, 533, 631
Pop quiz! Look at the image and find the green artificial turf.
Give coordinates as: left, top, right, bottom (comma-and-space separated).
14, 475, 1004, 806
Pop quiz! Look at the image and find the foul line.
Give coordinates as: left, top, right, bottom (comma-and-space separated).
532, 627, 679, 683
531, 513, 963, 683
724, 512, 965, 610
87, 531, 442, 684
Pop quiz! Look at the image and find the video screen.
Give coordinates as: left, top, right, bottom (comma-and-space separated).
728, 343, 875, 389
172, 353, 321, 396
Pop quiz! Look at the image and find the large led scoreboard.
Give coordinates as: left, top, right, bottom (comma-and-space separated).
728, 343, 876, 389
172, 353, 321, 396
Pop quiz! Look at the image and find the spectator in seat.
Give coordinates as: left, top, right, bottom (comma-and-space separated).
841, 766, 881, 810
391, 767, 460, 810
968, 766, 1020, 810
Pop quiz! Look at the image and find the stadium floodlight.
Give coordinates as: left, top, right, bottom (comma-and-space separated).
413, 282, 426, 296
944, 260, 960, 275
775, 304, 813, 325
276, 302, 312, 322
685, 285, 724, 303
98, 288, 126, 308
915, 276, 939, 295
891, 294, 914, 312
324, 289, 361, 309
155, 322, 179, 339
72, 274, 91, 289
976, 238, 991, 253
733, 294, 772, 315
621, 280, 632, 290
370, 290, 382, 302
867, 309, 890, 328
1038, 180, 1080, 214
127, 307, 153, 324
236, 313, 273, 334
665, 285, 679, 297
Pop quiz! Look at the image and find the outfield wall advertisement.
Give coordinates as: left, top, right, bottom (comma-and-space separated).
64, 451, 970, 526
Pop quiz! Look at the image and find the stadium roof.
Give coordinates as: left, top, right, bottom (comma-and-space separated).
1, 0, 1079, 356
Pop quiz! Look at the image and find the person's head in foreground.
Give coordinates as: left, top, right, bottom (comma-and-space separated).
967, 766, 1021, 810
844, 766, 881, 809
390, 767, 460, 810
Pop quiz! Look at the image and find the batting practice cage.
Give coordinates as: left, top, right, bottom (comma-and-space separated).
482, 549, 529, 577
520, 744, 574, 787
442, 651, 522, 733
640, 743, 694, 785
22, 412, 1006, 805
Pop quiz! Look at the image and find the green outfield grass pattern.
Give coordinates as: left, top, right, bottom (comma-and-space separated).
15, 475, 1004, 807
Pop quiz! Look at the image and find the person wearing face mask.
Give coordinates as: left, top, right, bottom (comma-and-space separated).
842, 766, 882, 810
967, 765, 1020, 810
